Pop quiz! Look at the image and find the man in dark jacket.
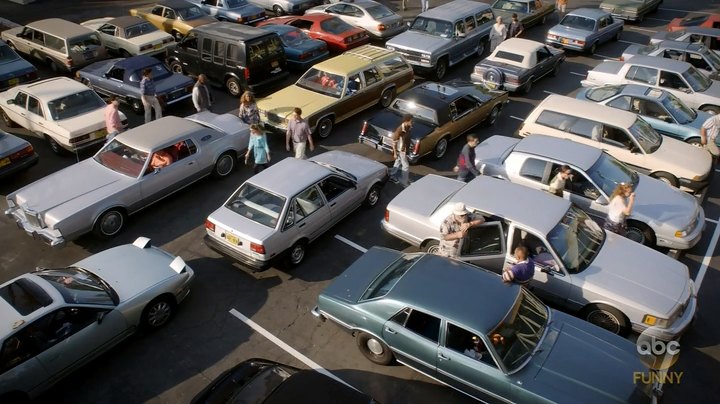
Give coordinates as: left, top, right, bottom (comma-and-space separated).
455, 134, 481, 182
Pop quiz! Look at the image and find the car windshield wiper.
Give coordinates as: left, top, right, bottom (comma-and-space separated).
313, 161, 357, 182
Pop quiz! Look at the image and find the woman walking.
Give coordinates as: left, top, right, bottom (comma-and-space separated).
238, 91, 260, 125
604, 183, 635, 236
245, 124, 271, 173
489, 16, 507, 52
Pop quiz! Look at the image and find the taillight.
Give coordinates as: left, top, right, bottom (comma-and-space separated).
360, 121, 368, 135
65, 57, 73, 67
250, 243, 265, 254
384, 209, 390, 222
140, 44, 153, 51
9, 145, 33, 161
237, 17, 246, 23
412, 139, 421, 155
244, 68, 250, 80
205, 219, 215, 232
378, 24, 386, 31
298, 52, 310, 60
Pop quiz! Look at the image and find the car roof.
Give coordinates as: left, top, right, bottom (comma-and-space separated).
655, 40, 704, 52
536, 94, 638, 128
108, 16, 149, 28
568, 7, 608, 19
398, 81, 467, 111
22, 77, 92, 99
623, 55, 693, 71
27, 18, 94, 37
419, 0, 491, 20
679, 26, 720, 36
265, 369, 374, 403
498, 38, 545, 53
194, 21, 270, 40
454, 175, 570, 235
157, 0, 196, 8
514, 134, 603, 171
0, 274, 64, 338
114, 55, 162, 70
117, 116, 204, 151
314, 45, 399, 74
612, 83, 669, 99
248, 157, 330, 196
388, 253, 521, 334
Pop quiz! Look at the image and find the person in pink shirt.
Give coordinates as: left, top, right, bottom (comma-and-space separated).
104, 96, 124, 143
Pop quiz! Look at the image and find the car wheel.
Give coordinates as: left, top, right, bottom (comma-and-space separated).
142, 296, 176, 329
423, 240, 440, 254
484, 105, 501, 126
651, 171, 678, 187
226, 77, 242, 97
169, 60, 184, 74
44, 135, 64, 155
476, 40, 486, 57
129, 98, 144, 114
551, 63, 561, 77
379, 88, 395, 108
625, 220, 656, 247
273, 5, 285, 16
316, 116, 334, 139
356, 332, 394, 365
433, 136, 449, 160
172, 30, 183, 41
212, 152, 236, 178
363, 184, 382, 208
286, 240, 307, 267
5, 41, 16, 51
48, 59, 61, 73
93, 208, 126, 238
687, 138, 704, 147
433, 58, 448, 81
614, 29, 622, 41
119, 49, 132, 58
522, 78, 533, 94
1, 110, 17, 127
588, 42, 597, 55
700, 105, 720, 115
581, 304, 630, 336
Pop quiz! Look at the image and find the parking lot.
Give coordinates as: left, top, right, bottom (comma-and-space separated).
1, 0, 719, 402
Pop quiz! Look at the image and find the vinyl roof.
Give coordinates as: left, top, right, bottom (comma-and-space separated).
117, 116, 205, 151
107, 16, 150, 28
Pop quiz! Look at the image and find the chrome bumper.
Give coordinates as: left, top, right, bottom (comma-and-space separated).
4, 207, 65, 247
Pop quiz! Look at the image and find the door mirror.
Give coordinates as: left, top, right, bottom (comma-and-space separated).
6, 99, 13, 105
596, 195, 608, 205
96, 311, 106, 324
406, 21, 411, 27
457, 32, 466, 38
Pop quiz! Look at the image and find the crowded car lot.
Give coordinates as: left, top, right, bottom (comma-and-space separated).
0, 0, 719, 402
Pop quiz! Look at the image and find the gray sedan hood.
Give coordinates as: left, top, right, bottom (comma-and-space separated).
387, 30, 451, 54
631, 174, 700, 230
580, 231, 689, 315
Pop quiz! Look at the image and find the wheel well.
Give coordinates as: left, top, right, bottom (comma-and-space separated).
625, 219, 656, 240
685, 137, 702, 143
151, 292, 178, 306
699, 104, 720, 111
579, 302, 630, 323
420, 239, 439, 249
93, 206, 128, 229
218, 149, 239, 161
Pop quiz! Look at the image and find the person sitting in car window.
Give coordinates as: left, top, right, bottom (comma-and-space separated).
464, 335, 487, 361
150, 149, 173, 170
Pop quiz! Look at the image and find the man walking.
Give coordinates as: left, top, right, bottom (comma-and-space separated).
455, 134, 481, 183
192, 74, 212, 113
420, 0, 429, 12
140, 68, 162, 123
104, 96, 124, 143
557, 0, 567, 14
437, 203, 484, 258
508, 13, 524, 38
390, 114, 413, 187
286, 107, 315, 159
701, 113, 720, 163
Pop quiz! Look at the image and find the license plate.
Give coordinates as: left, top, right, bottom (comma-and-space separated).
225, 233, 240, 245
154, 43, 162, 49
271, 60, 279, 68
8, 78, 19, 87
0, 157, 10, 168
561, 38, 568, 44
93, 129, 107, 139
361, 138, 377, 148
484, 81, 498, 90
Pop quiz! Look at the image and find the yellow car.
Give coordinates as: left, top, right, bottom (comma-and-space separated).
257, 45, 414, 139
130, 0, 216, 41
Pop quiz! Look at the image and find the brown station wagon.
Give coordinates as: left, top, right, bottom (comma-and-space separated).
257, 45, 414, 139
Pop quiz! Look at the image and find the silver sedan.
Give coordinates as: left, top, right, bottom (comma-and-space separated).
305, 0, 406, 39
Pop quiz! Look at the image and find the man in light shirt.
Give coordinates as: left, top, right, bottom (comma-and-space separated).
104, 96, 123, 143
701, 114, 720, 162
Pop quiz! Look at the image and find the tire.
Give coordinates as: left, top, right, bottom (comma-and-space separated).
484, 105, 501, 126
580, 304, 630, 337
119, 49, 132, 58
169, 60, 184, 74
433, 58, 448, 81
316, 116, 334, 139
379, 87, 395, 108
1, 110, 17, 127
423, 240, 440, 254
356, 332, 394, 365
93, 208, 126, 238
476, 40, 486, 57
482, 67, 504, 90
286, 240, 307, 267
687, 138, 703, 147
45, 134, 64, 155
551, 63, 561, 77
212, 152, 236, 178
522, 78, 533, 94
141, 296, 176, 329
615, 29, 622, 41
588, 42, 597, 55
651, 171, 678, 187
129, 97, 144, 114
273, 5, 285, 16
433, 136, 449, 160
700, 105, 720, 115
226, 76, 242, 97
363, 184, 382, 208
625, 220, 656, 247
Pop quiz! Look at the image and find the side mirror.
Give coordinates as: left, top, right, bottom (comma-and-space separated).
596, 195, 608, 205
96, 311, 106, 324
406, 21, 411, 27
6, 99, 14, 105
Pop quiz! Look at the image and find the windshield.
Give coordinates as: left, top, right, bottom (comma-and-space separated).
36, 267, 116, 305
0, 43, 19, 62
585, 85, 624, 102
559, 15, 595, 31
586, 152, 638, 196
683, 66, 712, 91
366, 4, 394, 19
391, 98, 438, 124
361, 253, 421, 300
630, 118, 663, 153
177, 6, 207, 20
278, 28, 311, 46
296, 68, 345, 98
493, 0, 528, 12
489, 289, 548, 373
225, 183, 286, 228
69, 34, 102, 52
703, 47, 720, 68
662, 92, 696, 124
225, 0, 249, 8
547, 206, 604, 274
410, 17, 453, 38
94, 139, 149, 178
636, 43, 659, 55
47, 90, 106, 121
125, 22, 158, 39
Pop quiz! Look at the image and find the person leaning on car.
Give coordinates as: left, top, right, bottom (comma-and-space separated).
438, 203, 485, 258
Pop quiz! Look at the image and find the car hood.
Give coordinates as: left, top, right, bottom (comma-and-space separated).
12, 159, 130, 216
0, 57, 36, 81
686, 109, 714, 131
631, 174, 701, 230
522, 311, 649, 403
258, 85, 335, 121
548, 24, 593, 39
388, 174, 465, 222
698, 78, 720, 98
309, 150, 385, 182
366, 108, 435, 140
387, 30, 451, 54
650, 135, 712, 180
320, 246, 402, 304
473, 135, 519, 167
580, 231, 690, 315
600, 0, 640, 10
0, 132, 30, 157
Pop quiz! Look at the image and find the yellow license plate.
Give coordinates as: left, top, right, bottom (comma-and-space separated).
93, 129, 107, 139
8, 78, 19, 87
0, 157, 10, 167
561, 38, 569, 44
154, 43, 162, 49
225, 233, 240, 245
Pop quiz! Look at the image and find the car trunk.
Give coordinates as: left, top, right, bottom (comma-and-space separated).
207, 205, 276, 259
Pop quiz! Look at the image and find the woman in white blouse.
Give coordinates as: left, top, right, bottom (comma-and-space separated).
489, 16, 507, 52
604, 183, 636, 236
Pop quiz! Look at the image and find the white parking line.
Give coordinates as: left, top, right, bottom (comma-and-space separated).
509, 115, 525, 122
645, 17, 671, 22
695, 217, 720, 291
228, 308, 358, 390
659, 7, 713, 14
334, 235, 367, 253
715, 168, 720, 173
626, 27, 658, 33
706, 218, 719, 224
570, 71, 586, 77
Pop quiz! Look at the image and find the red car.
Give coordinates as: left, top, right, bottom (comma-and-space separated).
257, 14, 369, 53
668, 13, 720, 32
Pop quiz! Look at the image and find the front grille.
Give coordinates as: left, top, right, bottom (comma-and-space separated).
394, 48, 423, 63
24, 208, 44, 228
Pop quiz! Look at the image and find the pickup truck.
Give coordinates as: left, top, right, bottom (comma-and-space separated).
581, 55, 720, 114
130, 0, 216, 40
471, 37, 564, 93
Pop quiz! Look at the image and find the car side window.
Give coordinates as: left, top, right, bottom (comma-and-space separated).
536, 110, 571, 130
461, 222, 504, 256
107, 67, 124, 81
206, 0, 218, 6
519, 157, 549, 182
347, 5, 363, 17
362, 68, 381, 86
295, 185, 325, 217
32, 30, 44, 45
345, 74, 361, 96
510, 227, 557, 270
445, 323, 497, 367
454, 21, 465, 37
687, 52, 711, 70
326, 4, 344, 14
659, 70, 689, 91
465, 16, 476, 32
13, 308, 103, 357
607, 16, 614, 24
633, 98, 670, 121
214, 40, 225, 65
625, 65, 658, 85
290, 20, 313, 30
164, 8, 177, 19
568, 172, 601, 199
476, 11, 493, 25
607, 95, 632, 111
151, 6, 164, 15
602, 125, 637, 151
390, 307, 410, 325
182, 32, 199, 51
318, 176, 353, 203
99, 24, 117, 36
44, 35, 66, 53
0, 333, 35, 373
145, 143, 187, 173
404, 309, 441, 343
27, 96, 43, 118
13, 92, 28, 109
450, 96, 477, 119
536, 47, 551, 62
598, 17, 608, 28
201, 38, 212, 62
284, 200, 304, 229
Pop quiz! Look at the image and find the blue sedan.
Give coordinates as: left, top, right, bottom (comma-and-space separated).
0, 40, 38, 91
546, 8, 624, 54
576, 83, 716, 146
259, 25, 328, 71
77, 55, 194, 114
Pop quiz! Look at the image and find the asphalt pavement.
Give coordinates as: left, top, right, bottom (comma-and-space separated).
0, 0, 719, 402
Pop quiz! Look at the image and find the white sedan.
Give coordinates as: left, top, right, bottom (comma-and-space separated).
81, 16, 175, 57
305, 0, 405, 39
0, 77, 127, 154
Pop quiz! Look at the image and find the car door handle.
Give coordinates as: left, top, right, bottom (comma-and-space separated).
20, 113, 26, 117
438, 353, 450, 361
37, 122, 43, 126
384, 326, 397, 334
298, 222, 306, 228
187, 161, 194, 165
330, 202, 337, 207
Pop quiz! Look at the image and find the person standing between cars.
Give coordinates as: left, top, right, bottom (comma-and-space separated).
502, 246, 534, 284
286, 107, 315, 159
420, 0, 429, 13
192, 74, 212, 113
437, 203, 485, 258
238, 91, 260, 125
140, 68, 162, 124
245, 124, 271, 173
490, 16, 507, 52
455, 134, 481, 183
104, 96, 123, 143
508, 13, 524, 38
548, 165, 573, 196
557, 0, 567, 14
604, 183, 635, 236
700, 113, 720, 162
390, 114, 413, 187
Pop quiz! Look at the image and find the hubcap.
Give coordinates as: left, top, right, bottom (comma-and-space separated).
426, 243, 439, 254
171, 64, 182, 74
148, 301, 172, 327
477, 42, 484, 56
291, 244, 304, 264
227, 80, 240, 96
100, 211, 123, 236
381, 90, 393, 107
367, 188, 380, 206
319, 119, 332, 138
435, 139, 448, 158
626, 227, 645, 244
367, 338, 384, 355
437, 63, 446, 79
587, 309, 620, 334
216, 155, 234, 176
489, 107, 499, 124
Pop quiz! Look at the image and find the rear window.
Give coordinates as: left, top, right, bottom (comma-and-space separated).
68, 33, 102, 52
247, 36, 283, 64
47, 90, 106, 120
0, 43, 19, 63
320, 18, 355, 35
361, 253, 421, 301
494, 50, 524, 63
0, 278, 53, 316
366, 4, 394, 19
125, 22, 158, 39
225, 183, 286, 228
585, 85, 624, 102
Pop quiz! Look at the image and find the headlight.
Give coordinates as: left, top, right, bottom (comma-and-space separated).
547, 34, 558, 40
420, 53, 431, 60
386, 45, 395, 51
693, 174, 702, 181
642, 314, 669, 328
6, 198, 16, 209
675, 230, 687, 237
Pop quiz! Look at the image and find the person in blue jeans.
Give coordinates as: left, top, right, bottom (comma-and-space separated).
390, 114, 413, 187
245, 124, 271, 173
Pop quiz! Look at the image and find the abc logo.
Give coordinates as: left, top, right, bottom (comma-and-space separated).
636, 328, 680, 371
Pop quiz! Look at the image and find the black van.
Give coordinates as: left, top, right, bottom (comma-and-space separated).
166, 22, 289, 96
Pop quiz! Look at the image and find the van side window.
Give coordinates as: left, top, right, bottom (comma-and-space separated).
226, 44, 241, 67
476, 11, 494, 25
454, 21, 465, 37
214, 40, 225, 65
201, 38, 212, 62
377, 56, 409, 77
182, 33, 198, 51
625, 65, 658, 85
465, 16, 476, 31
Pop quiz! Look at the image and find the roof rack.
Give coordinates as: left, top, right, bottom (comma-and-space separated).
342, 45, 393, 61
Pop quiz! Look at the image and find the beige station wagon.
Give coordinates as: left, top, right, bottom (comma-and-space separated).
257, 45, 414, 139
519, 94, 712, 194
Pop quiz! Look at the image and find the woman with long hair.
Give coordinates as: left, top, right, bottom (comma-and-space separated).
238, 91, 260, 125
604, 183, 635, 236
